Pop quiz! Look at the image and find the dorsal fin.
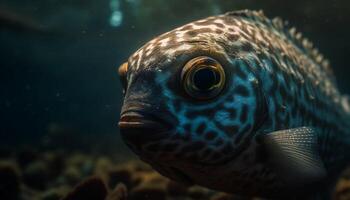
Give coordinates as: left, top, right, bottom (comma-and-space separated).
224, 10, 336, 84
225, 10, 270, 25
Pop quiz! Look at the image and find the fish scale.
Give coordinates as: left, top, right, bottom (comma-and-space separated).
118, 10, 350, 199
248, 12, 350, 159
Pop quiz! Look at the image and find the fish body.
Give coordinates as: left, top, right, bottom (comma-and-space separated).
118, 10, 350, 199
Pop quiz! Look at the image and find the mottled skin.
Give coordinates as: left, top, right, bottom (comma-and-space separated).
118, 10, 350, 199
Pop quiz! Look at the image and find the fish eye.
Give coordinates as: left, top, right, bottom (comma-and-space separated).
181, 56, 226, 100
118, 62, 128, 94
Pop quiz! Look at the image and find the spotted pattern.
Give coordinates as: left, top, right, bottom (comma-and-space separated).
119, 10, 350, 198
147, 61, 261, 165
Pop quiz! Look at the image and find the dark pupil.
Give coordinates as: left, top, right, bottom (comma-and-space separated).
193, 67, 219, 91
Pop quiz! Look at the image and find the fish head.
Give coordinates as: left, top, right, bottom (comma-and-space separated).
118, 15, 267, 185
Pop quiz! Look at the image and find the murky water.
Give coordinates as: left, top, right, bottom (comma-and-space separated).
0, 0, 349, 199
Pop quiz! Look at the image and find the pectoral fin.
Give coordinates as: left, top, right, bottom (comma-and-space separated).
258, 127, 327, 185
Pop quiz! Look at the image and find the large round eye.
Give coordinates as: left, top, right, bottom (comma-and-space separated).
181, 56, 226, 100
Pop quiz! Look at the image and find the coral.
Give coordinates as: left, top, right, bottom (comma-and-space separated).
66, 153, 90, 169
22, 160, 50, 190
3, 148, 350, 200
341, 167, 350, 180
166, 180, 189, 197
16, 149, 38, 169
39, 186, 70, 200
106, 183, 128, 200
61, 177, 108, 200
61, 152, 94, 187
0, 161, 20, 200
42, 152, 65, 179
128, 170, 169, 200
62, 166, 82, 186
129, 184, 166, 200
212, 193, 255, 200
188, 186, 212, 200
107, 166, 133, 189
94, 157, 114, 182
334, 178, 350, 200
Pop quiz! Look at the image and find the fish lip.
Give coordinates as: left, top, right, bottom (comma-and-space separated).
118, 112, 171, 138
118, 111, 174, 153
119, 110, 174, 130
118, 119, 167, 131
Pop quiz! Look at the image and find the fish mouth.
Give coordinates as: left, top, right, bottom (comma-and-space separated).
118, 111, 173, 151
119, 116, 168, 131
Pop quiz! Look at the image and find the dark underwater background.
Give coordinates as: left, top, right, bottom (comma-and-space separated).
0, 0, 350, 199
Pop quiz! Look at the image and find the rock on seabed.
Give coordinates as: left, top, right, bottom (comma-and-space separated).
0, 149, 349, 200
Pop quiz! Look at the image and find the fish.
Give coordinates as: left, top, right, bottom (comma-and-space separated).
117, 10, 350, 199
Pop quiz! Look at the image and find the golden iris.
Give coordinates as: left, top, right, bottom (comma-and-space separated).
181, 56, 226, 100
